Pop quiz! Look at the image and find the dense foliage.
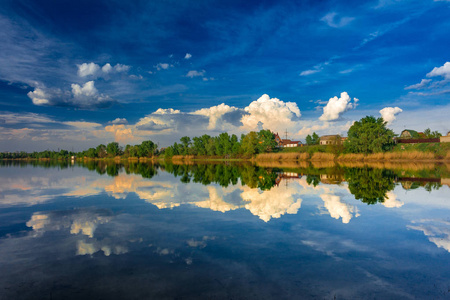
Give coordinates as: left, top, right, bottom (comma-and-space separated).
345, 116, 395, 154
305, 132, 320, 145
162, 129, 277, 158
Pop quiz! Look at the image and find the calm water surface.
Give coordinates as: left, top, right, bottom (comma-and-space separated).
1, 161, 450, 299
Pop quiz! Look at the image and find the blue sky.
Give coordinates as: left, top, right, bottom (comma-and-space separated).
1, 0, 449, 151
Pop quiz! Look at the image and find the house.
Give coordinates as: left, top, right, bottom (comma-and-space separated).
274, 133, 302, 148
319, 135, 343, 145
440, 131, 450, 143
400, 130, 420, 139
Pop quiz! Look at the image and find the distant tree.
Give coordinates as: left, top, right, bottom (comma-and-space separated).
106, 142, 120, 157
86, 147, 97, 158
180, 136, 191, 155
241, 131, 259, 156
306, 132, 320, 145
257, 130, 277, 153
96, 144, 107, 158
139, 140, 157, 157
345, 167, 395, 205
231, 134, 240, 155
424, 128, 442, 139
345, 116, 395, 154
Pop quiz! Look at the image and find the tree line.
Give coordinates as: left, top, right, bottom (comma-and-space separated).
0, 116, 445, 160
163, 129, 278, 157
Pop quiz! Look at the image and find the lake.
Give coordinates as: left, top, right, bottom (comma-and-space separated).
1, 160, 450, 299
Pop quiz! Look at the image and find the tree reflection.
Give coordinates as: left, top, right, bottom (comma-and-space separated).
345, 167, 396, 205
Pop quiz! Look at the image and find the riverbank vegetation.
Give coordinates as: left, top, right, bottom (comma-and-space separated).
1, 116, 449, 162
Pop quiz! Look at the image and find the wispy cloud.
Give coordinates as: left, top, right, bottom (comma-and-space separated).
321, 12, 355, 28
405, 79, 431, 90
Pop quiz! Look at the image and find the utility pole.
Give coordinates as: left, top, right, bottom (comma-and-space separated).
285, 129, 288, 140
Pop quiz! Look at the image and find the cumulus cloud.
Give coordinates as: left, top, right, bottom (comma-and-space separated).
382, 191, 403, 208
186, 70, 205, 78
427, 62, 450, 80
70, 81, 114, 108
321, 12, 355, 28
241, 185, 302, 222
379, 107, 403, 125
109, 118, 128, 125
319, 92, 358, 121
104, 124, 135, 143
405, 79, 431, 90
27, 88, 51, 105
155, 63, 172, 70
102, 63, 113, 73
114, 63, 130, 72
78, 62, 130, 77
77, 62, 100, 77
320, 194, 359, 224
184, 53, 192, 59
241, 94, 301, 132
153, 108, 181, 115
192, 103, 238, 130
72, 81, 98, 97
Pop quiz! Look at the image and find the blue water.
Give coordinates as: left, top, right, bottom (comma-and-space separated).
0, 163, 449, 299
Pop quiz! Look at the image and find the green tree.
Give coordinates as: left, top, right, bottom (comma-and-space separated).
180, 136, 191, 155
106, 142, 120, 157
306, 132, 320, 145
139, 140, 157, 157
257, 130, 277, 153
345, 167, 395, 205
424, 128, 442, 139
96, 144, 107, 158
241, 131, 259, 156
345, 116, 395, 154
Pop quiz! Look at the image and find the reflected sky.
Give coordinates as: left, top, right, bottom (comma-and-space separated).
1, 163, 450, 299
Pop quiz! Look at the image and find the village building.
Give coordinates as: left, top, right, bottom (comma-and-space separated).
319, 135, 345, 145
440, 131, 450, 143
399, 129, 426, 139
274, 133, 302, 148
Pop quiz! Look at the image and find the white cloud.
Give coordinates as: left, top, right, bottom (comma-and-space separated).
102, 63, 113, 73
27, 88, 50, 105
71, 81, 98, 98
379, 107, 402, 125
109, 118, 128, 125
405, 79, 431, 90
241, 185, 302, 222
155, 63, 171, 70
319, 92, 358, 121
408, 219, 450, 253
186, 70, 205, 78
114, 63, 130, 72
320, 194, 359, 224
382, 191, 404, 208
427, 62, 450, 80
300, 69, 320, 76
192, 103, 238, 130
241, 94, 301, 132
153, 108, 181, 115
321, 12, 355, 28
184, 53, 192, 59
78, 62, 130, 78
77, 62, 100, 77
70, 81, 114, 108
